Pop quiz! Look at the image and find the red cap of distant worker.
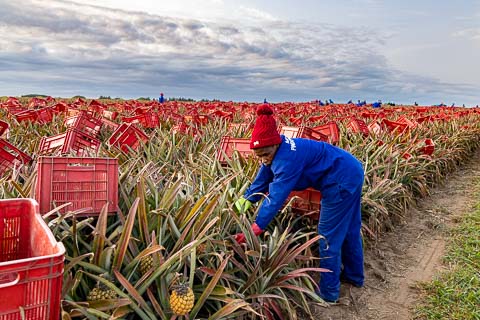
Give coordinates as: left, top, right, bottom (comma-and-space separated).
250, 104, 282, 149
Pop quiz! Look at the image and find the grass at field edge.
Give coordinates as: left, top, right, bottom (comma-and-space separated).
414, 182, 480, 320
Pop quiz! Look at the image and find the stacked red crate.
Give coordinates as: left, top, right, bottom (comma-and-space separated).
38, 112, 103, 156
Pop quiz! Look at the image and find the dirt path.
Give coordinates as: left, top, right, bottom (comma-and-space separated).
312, 149, 480, 320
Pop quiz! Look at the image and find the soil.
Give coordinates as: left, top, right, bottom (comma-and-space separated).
310, 149, 480, 320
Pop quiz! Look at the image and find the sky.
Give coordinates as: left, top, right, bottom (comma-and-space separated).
0, 0, 479, 105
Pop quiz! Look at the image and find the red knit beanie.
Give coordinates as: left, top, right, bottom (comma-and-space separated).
250, 104, 282, 149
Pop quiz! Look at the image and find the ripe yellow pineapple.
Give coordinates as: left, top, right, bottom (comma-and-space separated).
169, 284, 195, 315
87, 283, 117, 301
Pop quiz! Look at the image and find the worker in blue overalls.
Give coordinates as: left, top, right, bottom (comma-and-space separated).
234, 105, 365, 303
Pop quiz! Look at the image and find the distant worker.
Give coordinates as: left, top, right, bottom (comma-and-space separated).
159, 93, 165, 103
264, 98, 268, 104
372, 100, 382, 108
356, 100, 366, 107
414, 101, 418, 106
319, 100, 324, 106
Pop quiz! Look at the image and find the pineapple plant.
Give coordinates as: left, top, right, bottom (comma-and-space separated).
3, 97, 480, 319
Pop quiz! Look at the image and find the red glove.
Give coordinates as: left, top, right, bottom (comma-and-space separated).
234, 223, 263, 244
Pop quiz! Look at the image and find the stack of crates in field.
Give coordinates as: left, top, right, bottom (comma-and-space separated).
38, 111, 103, 156
0, 198, 65, 320
34, 156, 119, 216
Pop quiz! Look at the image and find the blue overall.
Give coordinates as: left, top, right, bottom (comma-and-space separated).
243, 135, 365, 302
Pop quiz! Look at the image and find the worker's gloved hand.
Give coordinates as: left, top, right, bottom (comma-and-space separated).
234, 197, 252, 212
234, 223, 263, 244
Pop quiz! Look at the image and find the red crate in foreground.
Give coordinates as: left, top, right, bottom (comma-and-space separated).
287, 188, 322, 220
34, 157, 118, 215
216, 136, 253, 163
0, 198, 65, 320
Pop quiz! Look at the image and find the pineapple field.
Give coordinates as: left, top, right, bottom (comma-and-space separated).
1, 96, 480, 319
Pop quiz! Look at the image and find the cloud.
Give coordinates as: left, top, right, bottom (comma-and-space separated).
453, 28, 480, 40
0, 0, 477, 104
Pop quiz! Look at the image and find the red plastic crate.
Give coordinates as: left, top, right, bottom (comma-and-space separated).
216, 136, 253, 163
287, 188, 322, 220
0, 139, 32, 176
122, 112, 160, 129
64, 113, 103, 137
34, 157, 118, 215
0, 120, 8, 136
38, 129, 101, 156
416, 116, 433, 123
101, 109, 118, 121
367, 121, 382, 135
0, 198, 65, 320
419, 138, 435, 156
6, 105, 27, 115
14, 110, 38, 123
35, 107, 54, 124
100, 117, 119, 130
313, 122, 340, 144
396, 115, 418, 129
108, 123, 149, 153
347, 118, 369, 136
382, 119, 408, 134
280, 126, 328, 142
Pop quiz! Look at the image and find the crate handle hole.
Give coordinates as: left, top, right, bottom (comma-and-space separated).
0, 272, 20, 288
66, 163, 95, 170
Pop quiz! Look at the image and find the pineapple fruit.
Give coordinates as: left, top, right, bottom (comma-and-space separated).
169, 284, 195, 315
87, 282, 117, 301
140, 254, 154, 275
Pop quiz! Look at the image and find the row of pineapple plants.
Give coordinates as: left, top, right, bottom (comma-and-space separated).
1, 102, 480, 319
